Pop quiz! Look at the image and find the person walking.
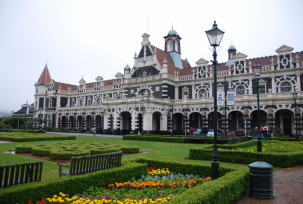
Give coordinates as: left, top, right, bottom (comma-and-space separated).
92, 128, 96, 137
190, 127, 194, 135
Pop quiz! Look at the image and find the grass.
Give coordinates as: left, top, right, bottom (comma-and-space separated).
0, 133, 246, 181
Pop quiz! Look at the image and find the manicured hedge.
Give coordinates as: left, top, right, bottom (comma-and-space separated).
15, 142, 139, 160
131, 158, 249, 204
120, 146, 140, 153
189, 141, 303, 168
0, 134, 76, 142
0, 162, 147, 204
123, 134, 240, 144
7, 129, 46, 133
123, 135, 188, 143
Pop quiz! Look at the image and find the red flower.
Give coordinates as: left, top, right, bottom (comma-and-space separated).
28, 199, 32, 204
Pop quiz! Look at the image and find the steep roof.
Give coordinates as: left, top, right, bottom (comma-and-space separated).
37, 64, 51, 85
151, 45, 193, 76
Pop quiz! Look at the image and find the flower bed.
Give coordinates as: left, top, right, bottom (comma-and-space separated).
30, 168, 211, 203
0, 159, 249, 204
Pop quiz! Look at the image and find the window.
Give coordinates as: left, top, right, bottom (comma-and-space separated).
280, 81, 291, 92
167, 40, 173, 52
87, 98, 91, 106
174, 41, 178, 52
236, 86, 245, 95
199, 89, 206, 97
259, 85, 266, 94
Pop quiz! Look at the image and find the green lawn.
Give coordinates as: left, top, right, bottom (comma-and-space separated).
0, 133, 245, 181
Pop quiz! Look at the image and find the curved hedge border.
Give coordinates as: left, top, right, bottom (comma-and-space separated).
0, 162, 147, 204
0, 158, 249, 204
131, 158, 249, 204
189, 141, 303, 167
0, 134, 75, 142
15, 143, 140, 160
123, 134, 188, 143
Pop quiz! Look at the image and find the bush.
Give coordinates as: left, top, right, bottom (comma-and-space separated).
189, 140, 303, 167
274, 127, 283, 137
120, 146, 140, 153
15, 145, 32, 153
123, 135, 187, 143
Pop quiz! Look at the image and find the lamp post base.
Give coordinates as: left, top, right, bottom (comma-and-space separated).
257, 139, 262, 152
211, 160, 220, 179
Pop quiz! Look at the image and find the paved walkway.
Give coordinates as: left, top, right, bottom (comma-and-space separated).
235, 165, 303, 204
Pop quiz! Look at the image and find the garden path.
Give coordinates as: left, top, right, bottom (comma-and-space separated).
235, 165, 303, 204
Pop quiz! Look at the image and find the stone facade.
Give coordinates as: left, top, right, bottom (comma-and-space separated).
34, 30, 303, 136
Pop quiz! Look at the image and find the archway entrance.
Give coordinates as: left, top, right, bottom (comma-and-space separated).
62, 116, 66, 128
172, 113, 183, 135
120, 112, 132, 135
250, 110, 267, 130
152, 112, 161, 134
69, 116, 74, 130
189, 112, 202, 129
208, 112, 222, 130
275, 109, 293, 136
228, 111, 244, 131
96, 115, 103, 133
86, 115, 92, 131
77, 115, 83, 132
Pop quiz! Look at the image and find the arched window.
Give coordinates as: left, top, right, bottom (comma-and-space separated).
199, 89, 207, 98
236, 86, 245, 95
167, 39, 173, 52
174, 41, 179, 52
280, 81, 291, 92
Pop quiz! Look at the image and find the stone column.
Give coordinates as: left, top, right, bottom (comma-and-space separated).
161, 112, 168, 134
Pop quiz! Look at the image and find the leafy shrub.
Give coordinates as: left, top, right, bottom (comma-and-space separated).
121, 146, 140, 153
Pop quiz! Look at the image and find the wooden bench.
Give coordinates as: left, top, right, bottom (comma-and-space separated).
57, 151, 122, 177
0, 160, 43, 188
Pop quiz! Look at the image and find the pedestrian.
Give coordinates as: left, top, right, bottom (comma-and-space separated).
254, 127, 258, 137
92, 128, 96, 137
263, 126, 268, 138
260, 126, 264, 138
190, 127, 194, 135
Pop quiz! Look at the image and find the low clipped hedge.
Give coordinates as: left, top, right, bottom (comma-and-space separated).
15, 142, 140, 160
189, 140, 303, 168
7, 129, 46, 133
0, 134, 75, 142
121, 146, 140, 153
131, 158, 249, 204
123, 134, 187, 143
0, 162, 147, 204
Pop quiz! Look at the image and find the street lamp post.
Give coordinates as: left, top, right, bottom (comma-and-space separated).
206, 21, 224, 180
253, 60, 262, 152
171, 99, 175, 136
293, 88, 298, 140
224, 76, 227, 137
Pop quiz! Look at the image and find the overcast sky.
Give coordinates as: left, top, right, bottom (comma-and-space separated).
1, 0, 303, 113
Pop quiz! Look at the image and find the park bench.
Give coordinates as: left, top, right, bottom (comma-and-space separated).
57, 151, 122, 177
0, 160, 43, 188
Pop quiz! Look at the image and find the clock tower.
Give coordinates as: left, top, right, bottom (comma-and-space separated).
164, 27, 183, 69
